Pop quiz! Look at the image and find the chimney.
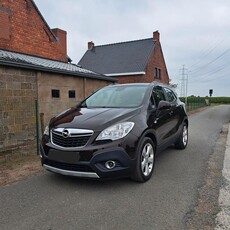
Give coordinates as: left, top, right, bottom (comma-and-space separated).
52, 28, 67, 55
88, 41, 94, 50
153, 30, 160, 42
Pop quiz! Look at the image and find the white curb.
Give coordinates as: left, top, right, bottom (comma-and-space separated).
215, 123, 230, 229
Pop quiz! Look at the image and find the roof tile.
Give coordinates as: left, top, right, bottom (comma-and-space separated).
0, 49, 116, 82
78, 38, 156, 75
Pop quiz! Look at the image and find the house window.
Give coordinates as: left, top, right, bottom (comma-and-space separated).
51, 89, 60, 98
154, 68, 161, 80
69, 90, 76, 98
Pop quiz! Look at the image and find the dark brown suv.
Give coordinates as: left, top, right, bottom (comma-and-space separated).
40, 82, 188, 182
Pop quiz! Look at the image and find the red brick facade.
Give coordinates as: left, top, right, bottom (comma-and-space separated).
145, 41, 169, 84
0, 0, 68, 62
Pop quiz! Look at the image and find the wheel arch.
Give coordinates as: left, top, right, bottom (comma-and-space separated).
184, 117, 189, 127
139, 129, 158, 152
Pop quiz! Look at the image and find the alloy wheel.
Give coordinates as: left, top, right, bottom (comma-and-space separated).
141, 143, 154, 176
182, 125, 188, 146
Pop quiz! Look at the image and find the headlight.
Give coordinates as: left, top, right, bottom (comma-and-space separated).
96, 122, 134, 141
44, 126, 49, 136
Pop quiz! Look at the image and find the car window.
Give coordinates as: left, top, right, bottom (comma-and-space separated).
152, 86, 166, 107
164, 87, 177, 103
81, 85, 148, 108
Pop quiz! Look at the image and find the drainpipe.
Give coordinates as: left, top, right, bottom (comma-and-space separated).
35, 99, 39, 155
35, 71, 40, 155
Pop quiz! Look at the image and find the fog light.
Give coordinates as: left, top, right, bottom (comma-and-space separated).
105, 160, 116, 169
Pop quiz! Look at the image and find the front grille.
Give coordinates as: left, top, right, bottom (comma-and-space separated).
52, 133, 90, 147
51, 128, 93, 148
45, 159, 94, 172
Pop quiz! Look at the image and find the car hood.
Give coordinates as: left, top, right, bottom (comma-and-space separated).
49, 107, 140, 131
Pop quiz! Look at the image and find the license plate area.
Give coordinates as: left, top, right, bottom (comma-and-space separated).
48, 150, 79, 164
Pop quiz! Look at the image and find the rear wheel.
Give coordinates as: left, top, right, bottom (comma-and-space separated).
131, 137, 155, 182
175, 123, 188, 149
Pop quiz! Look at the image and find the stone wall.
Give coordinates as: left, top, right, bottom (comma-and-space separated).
0, 65, 112, 157
37, 72, 109, 127
0, 66, 37, 155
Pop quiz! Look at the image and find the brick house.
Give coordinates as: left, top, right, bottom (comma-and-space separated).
0, 0, 115, 156
0, 0, 69, 62
78, 31, 169, 84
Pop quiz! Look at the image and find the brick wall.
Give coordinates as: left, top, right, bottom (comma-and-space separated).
117, 42, 169, 85
0, 6, 11, 40
0, 65, 37, 155
145, 42, 169, 84
0, 0, 68, 62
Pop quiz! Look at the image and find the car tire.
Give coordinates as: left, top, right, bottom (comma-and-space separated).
131, 137, 155, 182
175, 123, 188, 149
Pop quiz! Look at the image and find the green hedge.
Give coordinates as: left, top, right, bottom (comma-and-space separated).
180, 97, 230, 104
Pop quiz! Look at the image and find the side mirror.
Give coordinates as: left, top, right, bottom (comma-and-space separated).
158, 100, 171, 110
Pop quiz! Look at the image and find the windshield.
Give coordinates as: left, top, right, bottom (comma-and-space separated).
81, 85, 148, 108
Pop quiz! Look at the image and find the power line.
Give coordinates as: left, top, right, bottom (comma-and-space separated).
189, 62, 230, 83
177, 31, 230, 96
189, 49, 230, 75
188, 30, 230, 70
199, 73, 230, 83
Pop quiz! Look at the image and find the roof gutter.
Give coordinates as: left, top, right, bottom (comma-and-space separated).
105, 71, 145, 77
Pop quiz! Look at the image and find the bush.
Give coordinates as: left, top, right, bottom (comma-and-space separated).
180, 97, 230, 104
179, 96, 230, 111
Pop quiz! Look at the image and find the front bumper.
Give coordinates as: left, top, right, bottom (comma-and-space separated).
40, 143, 133, 179
43, 164, 100, 178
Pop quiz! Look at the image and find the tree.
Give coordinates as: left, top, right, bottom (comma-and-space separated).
169, 79, 178, 89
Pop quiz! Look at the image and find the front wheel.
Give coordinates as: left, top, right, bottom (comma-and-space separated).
175, 123, 188, 149
131, 137, 155, 182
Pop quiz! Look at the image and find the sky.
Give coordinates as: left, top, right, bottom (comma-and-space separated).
34, 0, 230, 97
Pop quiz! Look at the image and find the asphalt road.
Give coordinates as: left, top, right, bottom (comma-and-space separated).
1, 105, 230, 230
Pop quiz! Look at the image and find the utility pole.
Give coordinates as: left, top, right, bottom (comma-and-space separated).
180, 65, 187, 98
185, 73, 188, 105
180, 65, 189, 105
